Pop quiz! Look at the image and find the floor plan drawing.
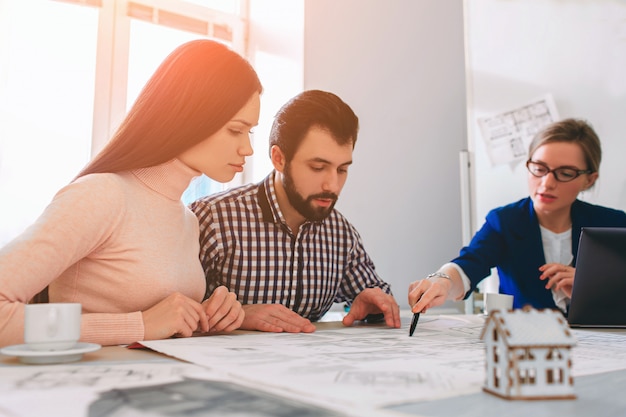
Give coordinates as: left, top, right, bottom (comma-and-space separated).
477, 94, 559, 166
141, 315, 626, 409
3, 314, 626, 417
88, 378, 344, 417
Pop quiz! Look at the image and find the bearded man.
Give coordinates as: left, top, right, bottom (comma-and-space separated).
190, 90, 400, 333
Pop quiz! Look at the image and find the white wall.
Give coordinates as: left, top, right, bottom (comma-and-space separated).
247, 0, 304, 183
303, 0, 468, 308
466, 0, 626, 234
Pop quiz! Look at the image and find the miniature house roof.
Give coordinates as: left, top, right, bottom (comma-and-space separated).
480, 308, 577, 348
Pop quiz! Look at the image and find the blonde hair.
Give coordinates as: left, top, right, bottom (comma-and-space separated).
528, 118, 601, 173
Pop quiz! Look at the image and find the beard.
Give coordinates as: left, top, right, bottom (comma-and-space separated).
283, 164, 338, 222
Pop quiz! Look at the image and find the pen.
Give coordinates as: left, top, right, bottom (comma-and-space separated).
409, 292, 424, 336
409, 311, 420, 337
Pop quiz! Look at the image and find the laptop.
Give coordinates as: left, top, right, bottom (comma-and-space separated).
568, 227, 626, 328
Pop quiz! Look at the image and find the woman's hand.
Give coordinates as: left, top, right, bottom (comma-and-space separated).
539, 263, 576, 297
142, 292, 208, 341
201, 286, 245, 333
408, 276, 451, 314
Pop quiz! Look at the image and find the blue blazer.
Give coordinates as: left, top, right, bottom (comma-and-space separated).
454, 197, 626, 309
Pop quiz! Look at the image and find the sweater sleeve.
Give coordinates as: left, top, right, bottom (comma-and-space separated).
0, 175, 144, 347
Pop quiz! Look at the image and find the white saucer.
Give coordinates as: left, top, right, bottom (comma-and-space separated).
0, 342, 101, 365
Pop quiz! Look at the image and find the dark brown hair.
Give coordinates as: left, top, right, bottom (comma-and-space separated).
268, 90, 359, 162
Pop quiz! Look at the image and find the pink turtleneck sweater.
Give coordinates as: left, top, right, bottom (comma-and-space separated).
0, 159, 206, 347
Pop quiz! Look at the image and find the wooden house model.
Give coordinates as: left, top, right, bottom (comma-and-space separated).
480, 307, 577, 400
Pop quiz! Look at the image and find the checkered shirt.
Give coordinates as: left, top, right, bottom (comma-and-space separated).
189, 172, 392, 321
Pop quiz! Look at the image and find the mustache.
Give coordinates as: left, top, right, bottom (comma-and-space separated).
308, 192, 338, 202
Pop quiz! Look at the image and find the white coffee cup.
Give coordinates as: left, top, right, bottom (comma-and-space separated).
483, 293, 513, 315
24, 303, 81, 351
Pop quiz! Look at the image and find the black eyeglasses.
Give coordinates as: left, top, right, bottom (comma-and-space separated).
526, 160, 592, 182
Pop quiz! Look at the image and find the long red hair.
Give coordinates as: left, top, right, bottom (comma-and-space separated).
78, 40, 262, 177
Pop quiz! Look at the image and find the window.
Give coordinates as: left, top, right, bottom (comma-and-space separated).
0, 0, 305, 246
493, 367, 500, 388
546, 347, 563, 360
0, 0, 246, 244
126, 13, 231, 204
518, 367, 536, 385
0, 0, 98, 245
546, 367, 564, 384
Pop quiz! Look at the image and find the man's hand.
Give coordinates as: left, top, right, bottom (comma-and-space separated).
239, 304, 316, 333
342, 288, 401, 328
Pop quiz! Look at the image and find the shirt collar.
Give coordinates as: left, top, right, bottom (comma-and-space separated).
257, 171, 324, 230
258, 171, 285, 224
132, 159, 200, 201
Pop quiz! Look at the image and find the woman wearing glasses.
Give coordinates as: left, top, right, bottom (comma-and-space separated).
408, 118, 626, 314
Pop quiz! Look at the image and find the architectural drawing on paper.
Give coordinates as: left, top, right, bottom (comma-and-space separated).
137, 315, 626, 408
477, 94, 559, 166
11, 363, 193, 390
138, 318, 491, 408
335, 370, 426, 387
480, 307, 577, 400
88, 377, 343, 417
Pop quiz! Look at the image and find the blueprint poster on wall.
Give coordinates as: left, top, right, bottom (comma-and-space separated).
477, 94, 559, 167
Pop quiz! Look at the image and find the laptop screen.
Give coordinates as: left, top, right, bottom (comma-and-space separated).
568, 227, 626, 328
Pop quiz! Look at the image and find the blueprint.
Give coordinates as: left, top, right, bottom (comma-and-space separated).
140, 316, 493, 409
141, 315, 626, 410
477, 94, 559, 166
3, 314, 626, 417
